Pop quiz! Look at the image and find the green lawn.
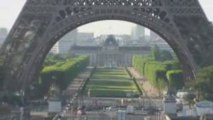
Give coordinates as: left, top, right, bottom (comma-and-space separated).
82, 68, 140, 97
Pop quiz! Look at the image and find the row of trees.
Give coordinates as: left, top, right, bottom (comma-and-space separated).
178, 66, 213, 105
30, 55, 89, 99
193, 66, 213, 101
132, 46, 184, 92
43, 53, 73, 66
133, 45, 213, 101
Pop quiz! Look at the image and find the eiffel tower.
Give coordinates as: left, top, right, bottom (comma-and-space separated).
1, 0, 213, 90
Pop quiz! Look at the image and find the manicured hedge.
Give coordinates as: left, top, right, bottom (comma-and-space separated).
132, 55, 153, 75
166, 70, 184, 90
33, 56, 89, 98
87, 89, 139, 97
132, 55, 183, 90
143, 61, 168, 88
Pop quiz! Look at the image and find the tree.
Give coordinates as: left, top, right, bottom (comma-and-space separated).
43, 54, 71, 66
194, 66, 213, 101
152, 45, 160, 61
183, 93, 196, 109
160, 50, 173, 61
152, 45, 174, 62
166, 70, 184, 92
30, 56, 89, 99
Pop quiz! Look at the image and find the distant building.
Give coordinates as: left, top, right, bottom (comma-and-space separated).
95, 34, 131, 46
152, 42, 173, 52
150, 31, 160, 41
95, 35, 111, 45
148, 31, 173, 52
144, 35, 150, 41
115, 35, 131, 46
71, 35, 150, 67
50, 29, 78, 54
58, 29, 78, 54
130, 25, 146, 46
50, 42, 59, 54
76, 32, 95, 46
131, 25, 145, 40
50, 30, 95, 54
0, 28, 8, 46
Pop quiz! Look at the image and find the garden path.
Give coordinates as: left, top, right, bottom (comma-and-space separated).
128, 68, 160, 98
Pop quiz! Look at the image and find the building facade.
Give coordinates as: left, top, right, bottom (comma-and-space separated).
50, 30, 94, 54
71, 35, 150, 67
131, 25, 145, 40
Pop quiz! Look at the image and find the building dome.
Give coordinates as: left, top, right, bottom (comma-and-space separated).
103, 35, 119, 47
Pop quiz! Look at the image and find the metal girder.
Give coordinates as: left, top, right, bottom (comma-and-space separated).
1, 0, 213, 91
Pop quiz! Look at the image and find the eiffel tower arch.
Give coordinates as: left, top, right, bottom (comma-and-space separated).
1, 0, 213, 91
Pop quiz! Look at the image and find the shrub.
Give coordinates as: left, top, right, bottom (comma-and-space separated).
132, 55, 182, 90
144, 61, 168, 88
31, 56, 89, 99
194, 66, 213, 100
166, 70, 184, 91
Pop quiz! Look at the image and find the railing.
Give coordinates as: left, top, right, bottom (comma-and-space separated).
125, 67, 143, 95
63, 116, 117, 120
62, 112, 161, 120
0, 112, 20, 120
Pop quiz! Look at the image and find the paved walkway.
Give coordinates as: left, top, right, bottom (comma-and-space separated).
128, 67, 160, 98
63, 67, 94, 99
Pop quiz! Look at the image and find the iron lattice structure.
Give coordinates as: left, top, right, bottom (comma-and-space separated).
1, 0, 213, 90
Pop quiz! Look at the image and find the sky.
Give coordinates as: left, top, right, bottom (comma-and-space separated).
0, 0, 213, 36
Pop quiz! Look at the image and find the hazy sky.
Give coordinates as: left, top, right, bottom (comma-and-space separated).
0, 0, 213, 36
